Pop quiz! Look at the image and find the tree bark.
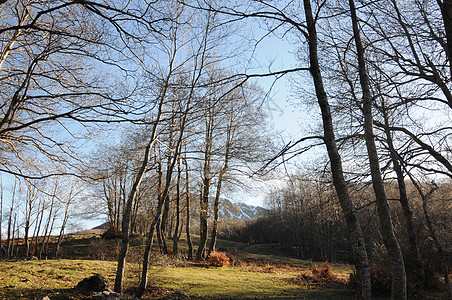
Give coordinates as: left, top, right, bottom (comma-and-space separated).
409, 178, 452, 299
6, 180, 16, 258
160, 193, 170, 253
0, 174, 3, 256
136, 192, 165, 298
303, 1, 371, 298
136, 141, 187, 297
348, 0, 406, 298
55, 196, 71, 257
10, 213, 17, 257
32, 199, 44, 258
173, 158, 181, 254
197, 111, 213, 261
136, 59, 200, 297
184, 156, 193, 260
114, 104, 164, 293
24, 194, 32, 257
113, 42, 175, 291
39, 188, 56, 259
438, 0, 452, 76
208, 119, 232, 254
197, 175, 210, 260
381, 100, 424, 283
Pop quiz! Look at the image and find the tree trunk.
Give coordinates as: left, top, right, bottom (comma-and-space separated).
55, 197, 71, 257
208, 177, 221, 255
348, 0, 406, 298
39, 194, 55, 259
24, 188, 33, 257
303, 1, 371, 298
32, 200, 44, 258
11, 214, 17, 257
184, 157, 193, 260
135, 197, 164, 298
24, 217, 30, 257
114, 132, 160, 293
438, 0, 452, 76
173, 159, 181, 254
44, 210, 57, 256
208, 146, 230, 254
409, 178, 452, 299
197, 176, 210, 260
209, 108, 233, 255
381, 100, 424, 283
114, 67, 171, 292
6, 180, 17, 258
197, 115, 213, 261
136, 141, 186, 297
0, 174, 3, 256
156, 219, 164, 252
159, 193, 169, 254
10, 213, 19, 257
6, 207, 13, 258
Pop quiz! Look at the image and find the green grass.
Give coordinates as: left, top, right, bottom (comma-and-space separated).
0, 259, 356, 299
150, 265, 353, 299
0, 259, 117, 299
4, 235, 446, 299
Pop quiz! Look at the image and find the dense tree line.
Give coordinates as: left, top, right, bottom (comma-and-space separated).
222, 173, 451, 268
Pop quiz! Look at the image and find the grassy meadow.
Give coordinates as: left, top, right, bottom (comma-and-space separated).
0, 234, 448, 299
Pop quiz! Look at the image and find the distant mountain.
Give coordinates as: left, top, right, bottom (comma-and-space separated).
92, 223, 109, 230
90, 198, 267, 232
217, 199, 267, 220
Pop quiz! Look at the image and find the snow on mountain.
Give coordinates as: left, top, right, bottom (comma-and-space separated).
217, 199, 267, 220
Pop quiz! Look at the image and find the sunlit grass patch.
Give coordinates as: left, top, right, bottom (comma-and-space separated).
0, 259, 139, 299
149, 265, 353, 299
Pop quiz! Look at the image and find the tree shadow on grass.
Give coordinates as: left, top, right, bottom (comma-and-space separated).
0, 287, 92, 300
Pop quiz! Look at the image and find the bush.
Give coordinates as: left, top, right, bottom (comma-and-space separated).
101, 221, 122, 239
349, 263, 441, 298
207, 251, 230, 267
311, 261, 335, 280
369, 263, 392, 297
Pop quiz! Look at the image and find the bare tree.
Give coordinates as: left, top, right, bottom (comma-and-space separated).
6, 179, 17, 257
23, 181, 39, 257
189, 1, 373, 296
172, 157, 182, 254
183, 155, 194, 260
55, 181, 81, 257
115, 1, 191, 292
348, 0, 406, 297
406, 174, 452, 299
0, 0, 167, 182
0, 173, 3, 256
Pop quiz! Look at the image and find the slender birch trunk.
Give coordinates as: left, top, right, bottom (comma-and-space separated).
184, 156, 193, 260
303, 1, 371, 298
381, 100, 424, 283
208, 122, 232, 254
173, 158, 181, 254
0, 174, 3, 256
348, 0, 406, 298
6, 180, 16, 258
408, 178, 452, 299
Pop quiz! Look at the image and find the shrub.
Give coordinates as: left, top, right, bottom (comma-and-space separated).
101, 221, 122, 239
369, 263, 392, 297
349, 263, 441, 298
311, 261, 335, 280
207, 251, 230, 267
